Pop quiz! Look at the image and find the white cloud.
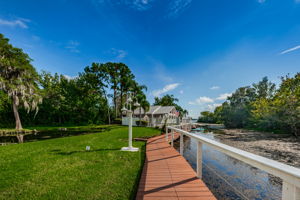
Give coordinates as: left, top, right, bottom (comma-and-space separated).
190, 93, 231, 106
152, 61, 174, 83
207, 104, 222, 111
94, 0, 155, 11
110, 48, 127, 59
188, 101, 195, 105
152, 83, 180, 97
65, 40, 80, 53
210, 86, 220, 90
94, 0, 193, 16
166, 0, 192, 18
189, 96, 214, 105
131, 0, 154, 10
280, 45, 300, 55
216, 93, 232, 101
0, 18, 30, 29
257, 0, 265, 3
63, 75, 77, 80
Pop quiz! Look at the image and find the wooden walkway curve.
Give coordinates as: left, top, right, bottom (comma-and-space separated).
136, 134, 216, 200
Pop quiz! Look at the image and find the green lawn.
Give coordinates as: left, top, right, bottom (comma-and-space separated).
0, 126, 161, 200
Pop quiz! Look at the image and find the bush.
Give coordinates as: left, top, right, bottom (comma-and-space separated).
136, 120, 148, 127
113, 118, 122, 124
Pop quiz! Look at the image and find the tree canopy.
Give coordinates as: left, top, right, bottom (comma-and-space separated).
198, 76, 300, 137
0, 34, 151, 129
0, 34, 42, 130
154, 94, 188, 117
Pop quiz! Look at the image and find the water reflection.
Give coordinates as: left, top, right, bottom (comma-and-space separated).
175, 130, 282, 200
0, 127, 116, 144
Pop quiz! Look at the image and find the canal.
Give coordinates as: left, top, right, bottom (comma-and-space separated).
175, 129, 282, 200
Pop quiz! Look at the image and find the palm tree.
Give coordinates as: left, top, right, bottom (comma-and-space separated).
0, 34, 42, 131
131, 80, 147, 97
104, 62, 120, 119
136, 93, 150, 124
130, 81, 149, 126
119, 64, 135, 116
182, 109, 189, 117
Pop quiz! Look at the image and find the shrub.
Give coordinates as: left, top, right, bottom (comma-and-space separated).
113, 118, 122, 124
136, 120, 148, 127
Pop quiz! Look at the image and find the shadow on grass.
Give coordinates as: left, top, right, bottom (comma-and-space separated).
50, 148, 120, 155
129, 144, 146, 200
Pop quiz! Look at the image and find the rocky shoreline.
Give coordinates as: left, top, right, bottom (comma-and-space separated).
213, 129, 300, 168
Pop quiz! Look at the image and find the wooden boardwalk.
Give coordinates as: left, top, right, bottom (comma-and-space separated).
136, 134, 216, 200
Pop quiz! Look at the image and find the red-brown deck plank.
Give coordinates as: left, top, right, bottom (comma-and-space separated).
136, 134, 216, 200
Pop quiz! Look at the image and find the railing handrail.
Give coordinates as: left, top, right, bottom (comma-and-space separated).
167, 124, 300, 188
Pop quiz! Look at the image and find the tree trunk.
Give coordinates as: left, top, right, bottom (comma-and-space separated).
114, 88, 117, 118
107, 107, 111, 125
107, 96, 111, 125
16, 135, 24, 143
13, 96, 22, 130
120, 86, 123, 118
139, 107, 142, 126
102, 90, 111, 124
291, 124, 298, 138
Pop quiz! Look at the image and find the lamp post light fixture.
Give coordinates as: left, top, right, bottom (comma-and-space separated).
121, 94, 139, 152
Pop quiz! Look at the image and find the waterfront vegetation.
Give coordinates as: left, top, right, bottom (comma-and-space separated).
0, 125, 161, 199
198, 76, 300, 137
0, 33, 186, 133
0, 33, 150, 130
0, 33, 180, 199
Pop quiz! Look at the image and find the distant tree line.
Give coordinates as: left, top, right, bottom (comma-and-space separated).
0, 34, 148, 129
198, 76, 300, 137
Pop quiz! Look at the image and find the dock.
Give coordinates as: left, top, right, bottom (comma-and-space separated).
136, 134, 216, 200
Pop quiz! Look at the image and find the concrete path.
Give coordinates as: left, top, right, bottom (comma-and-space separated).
136, 134, 216, 200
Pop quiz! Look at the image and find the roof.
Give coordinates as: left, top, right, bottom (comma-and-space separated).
133, 106, 176, 115
154, 106, 175, 114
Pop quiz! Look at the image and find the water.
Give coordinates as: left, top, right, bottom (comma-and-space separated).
0, 127, 113, 144
175, 130, 282, 200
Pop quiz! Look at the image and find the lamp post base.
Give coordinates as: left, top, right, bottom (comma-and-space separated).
120, 147, 139, 152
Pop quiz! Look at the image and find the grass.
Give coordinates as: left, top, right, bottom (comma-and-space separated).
0, 125, 161, 200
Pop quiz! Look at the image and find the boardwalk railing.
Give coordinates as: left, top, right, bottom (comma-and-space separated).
166, 123, 300, 200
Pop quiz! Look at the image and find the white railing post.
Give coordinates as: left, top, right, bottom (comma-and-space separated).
165, 126, 168, 141
282, 181, 300, 200
171, 129, 174, 147
180, 133, 183, 155
197, 141, 202, 179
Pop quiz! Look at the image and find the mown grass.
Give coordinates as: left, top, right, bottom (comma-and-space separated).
0, 126, 161, 200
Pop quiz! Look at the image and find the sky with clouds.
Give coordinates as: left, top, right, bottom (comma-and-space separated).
1, 0, 300, 118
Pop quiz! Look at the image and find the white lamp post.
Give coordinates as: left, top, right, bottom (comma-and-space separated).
121, 94, 139, 152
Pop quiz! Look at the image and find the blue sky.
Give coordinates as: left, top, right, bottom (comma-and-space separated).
1, 0, 300, 118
